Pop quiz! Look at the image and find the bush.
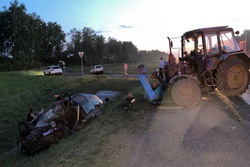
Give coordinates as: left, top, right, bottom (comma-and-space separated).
0, 58, 42, 71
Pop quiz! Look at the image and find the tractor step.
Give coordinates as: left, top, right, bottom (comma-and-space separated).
203, 71, 217, 95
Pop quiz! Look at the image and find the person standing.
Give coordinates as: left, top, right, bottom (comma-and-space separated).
123, 63, 128, 77
159, 57, 165, 79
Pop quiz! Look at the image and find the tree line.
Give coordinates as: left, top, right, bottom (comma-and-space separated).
66, 28, 138, 65
0, 1, 167, 71
0, 1, 66, 70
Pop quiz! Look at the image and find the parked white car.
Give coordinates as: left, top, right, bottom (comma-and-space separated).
90, 65, 104, 74
44, 66, 63, 75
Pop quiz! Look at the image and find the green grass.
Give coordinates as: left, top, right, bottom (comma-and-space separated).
0, 70, 71, 155
1, 70, 65, 118
67, 61, 159, 75
105, 62, 159, 75
0, 67, 157, 166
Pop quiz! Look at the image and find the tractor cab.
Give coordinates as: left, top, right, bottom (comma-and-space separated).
181, 26, 242, 74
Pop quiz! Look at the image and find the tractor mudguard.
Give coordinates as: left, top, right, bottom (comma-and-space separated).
219, 52, 249, 62
168, 74, 191, 85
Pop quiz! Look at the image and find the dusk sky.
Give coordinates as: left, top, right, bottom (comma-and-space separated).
1, 0, 249, 51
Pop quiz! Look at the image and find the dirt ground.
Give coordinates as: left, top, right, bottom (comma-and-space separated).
95, 93, 250, 167
51, 69, 250, 166
63, 69, 250, 166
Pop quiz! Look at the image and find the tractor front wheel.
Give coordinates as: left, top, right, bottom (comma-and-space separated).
171, 79, 201, 107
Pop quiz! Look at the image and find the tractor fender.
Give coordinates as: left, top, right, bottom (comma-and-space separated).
219, 53, 230, 61
219, 52, 250, 63
168, 74, 197, 85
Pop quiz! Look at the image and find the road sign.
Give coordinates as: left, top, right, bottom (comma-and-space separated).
78, 52, 84, 58
78, 52, 84, 76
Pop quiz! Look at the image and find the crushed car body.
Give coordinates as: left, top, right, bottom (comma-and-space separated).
17, 93, 103, 155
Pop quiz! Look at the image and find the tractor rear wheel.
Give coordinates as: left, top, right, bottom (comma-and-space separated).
216, 57, 249, 96
171, 79, 201, 107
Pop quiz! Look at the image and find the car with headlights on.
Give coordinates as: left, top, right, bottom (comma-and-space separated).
44, 65, 63, 75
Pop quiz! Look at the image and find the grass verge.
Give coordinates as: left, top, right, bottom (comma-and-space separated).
0, 70, 156, 166
66, 62, 158, 75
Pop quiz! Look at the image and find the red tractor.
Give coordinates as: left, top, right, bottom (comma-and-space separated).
139, 26, 249, 107
168, 26, 250, 96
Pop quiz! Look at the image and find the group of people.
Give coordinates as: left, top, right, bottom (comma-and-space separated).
125, 59, 171, 80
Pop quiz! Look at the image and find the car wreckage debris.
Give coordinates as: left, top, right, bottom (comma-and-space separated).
16, 93, 103, 155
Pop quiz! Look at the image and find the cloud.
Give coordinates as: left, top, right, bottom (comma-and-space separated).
96, 25, 136, 34
118, 25, 133, 28
96, 29, 112, 34
118, 25, 134, 29
96, 26, 112, 34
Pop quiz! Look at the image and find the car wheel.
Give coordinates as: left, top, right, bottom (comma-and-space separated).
94, 106, 102, 117
88, 106, 102, 118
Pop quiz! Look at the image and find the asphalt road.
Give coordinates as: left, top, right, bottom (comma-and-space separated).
111, 93, 250, 167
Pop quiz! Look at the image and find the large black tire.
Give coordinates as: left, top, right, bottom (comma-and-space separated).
216, 57, 249, 96
171, 79, 201, 107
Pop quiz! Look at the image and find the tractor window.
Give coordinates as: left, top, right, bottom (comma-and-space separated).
197, 35, 203, 53
184, 37, 195, 57
220, 31, 241, 53
205, 33, 219, 56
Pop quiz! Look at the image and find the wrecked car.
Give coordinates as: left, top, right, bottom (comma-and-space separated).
17, 93, 103, 155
